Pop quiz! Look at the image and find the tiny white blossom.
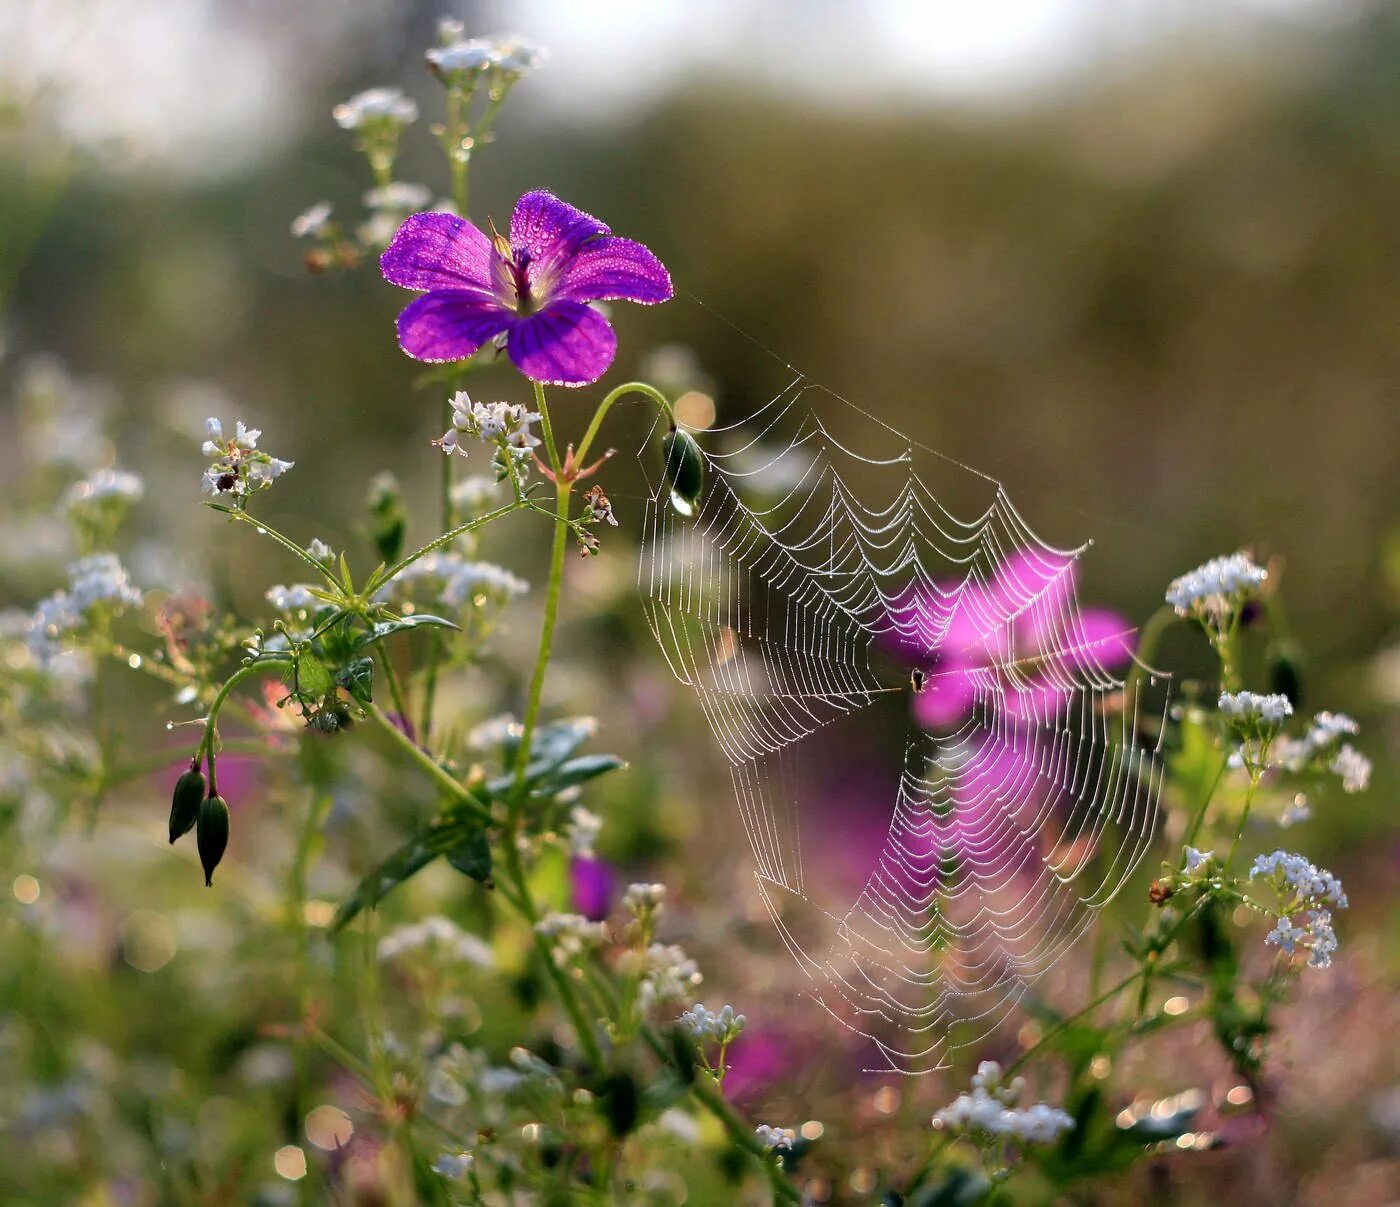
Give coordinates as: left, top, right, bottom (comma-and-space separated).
291, 201, 333, 239
623, 882, 667, 916
567, 805, 602, 858
933, 1060, 1074, 1146
379, 916, 494, 968
1249, 849, 1348, 909
1183, 846, 1212, 874
1165, 552, 1267, 624
65, 467, 144, 509
266, 583, 318, 613
678, 1003, 746, 1044
333, 87, 418, 129
363, 182, 432, 212
755, 1123, 797, 1153
1219, 691, 1293, 728
535, 912, 607, 964
306, 538, 335, 565
1330, 744, 1372, 794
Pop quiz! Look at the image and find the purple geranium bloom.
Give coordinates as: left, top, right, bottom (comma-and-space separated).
379, 190, 673, 386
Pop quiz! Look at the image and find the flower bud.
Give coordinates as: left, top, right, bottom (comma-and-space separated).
168, 765, 206, 844
198, 794, 230, 886
661, 427, 704, 517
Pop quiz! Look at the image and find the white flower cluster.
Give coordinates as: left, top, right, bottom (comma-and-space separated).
1249, 850, 1348, 909
265, 583, 318, 614
200, 418, 293, 499
333, 87, 418, 130
1165, 552, 1267, 624
1265, 911, 1338, 969
381, 552, 528, 611
378, 915, 494, 968
1219, 691, 1293, 728
678, 1003, 746, 1045
291, 201, 333, 239
754, 1123, 797, 1153
1250, 850, 1348, 969
1273, 711, 1371, 794
623, 882, 667, 916
451, 474, 502, 514
534, 912, 607, 964
65, 467, 144, 511
634, 942, 703, 1008
363, 181, 432, 212
567, 805, 602, 858
306, 538, 335, 565
427, 31, 546, 80
28, 554, 143, 665
437, 394, 542, 481
932, 1061, 1075, 1146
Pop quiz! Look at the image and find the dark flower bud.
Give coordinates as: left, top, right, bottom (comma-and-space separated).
1148, 879, 1174, 905
168, 765, 206, 844
366, 472, 407, 564
661, 427, 704, 517
197, 794, 230, 886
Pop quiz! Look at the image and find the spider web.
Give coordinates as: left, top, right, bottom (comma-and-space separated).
635, 367, 1170, 1075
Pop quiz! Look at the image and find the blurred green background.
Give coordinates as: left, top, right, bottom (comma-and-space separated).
2, 1, 1398, 1202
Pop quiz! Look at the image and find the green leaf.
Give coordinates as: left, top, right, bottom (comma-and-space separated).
355, 614, 461, 650
337, 656, 374, 706
484, 752, 624, 801
330, 812, 491, 933
295, 652, 335, 698
445, 826, 491, 883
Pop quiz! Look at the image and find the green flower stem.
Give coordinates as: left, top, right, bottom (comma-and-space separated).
573, 381, 675, 469
1182, 755, 1231, 849
367, 703, 492, 824
502, 837, 608, 1070
1006, 894, 1213, 1079
206, 504, 342, 591
635, 1022, 801, 1204
198, 661, 285, 792
1224, 774, 1260, 874
374, 645, 411, 729
510, 382, 568, 805
367, 500, 527, 596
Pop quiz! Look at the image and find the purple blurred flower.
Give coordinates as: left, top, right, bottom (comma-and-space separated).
380, 190, 673, 386
885, 548, 1134, 730
569, 855, 615, 922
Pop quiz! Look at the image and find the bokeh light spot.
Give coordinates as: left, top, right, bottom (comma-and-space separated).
274, 1144, 307, 1180
305, 1104, 353, 1150
12, 874, 40, 904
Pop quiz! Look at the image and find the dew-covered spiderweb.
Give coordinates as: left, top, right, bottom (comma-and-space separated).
635, 351, 1170, 1074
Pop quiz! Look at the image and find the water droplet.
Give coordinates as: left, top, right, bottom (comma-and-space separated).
127, 653, 142, 669
165, 721, 175, 731
256, 526, 267, 535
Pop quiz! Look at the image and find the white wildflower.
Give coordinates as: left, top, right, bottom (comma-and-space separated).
755, 1123, 797, 1153
678, 1003, 746, 1045
1249, 849, 1348, 909
1265, 908, 1338, 969
623, 882, 667, 916
306, 538, 335, 565
1165, 552, 1267, 625
451, 474, 502, 513
65, 467, 144, 509
933, 1060, 1074, 1146
333, 87, 418, 129
1330, 744, 1372, 794
201, 416, 292, 499
291, 202, 333, 239
567, 805, 602, 858
265, 583, 319, 613
1219, 691, 1292, 728
363, 181, 432, 212
1183, 846, 1212, 874
378, 916, 494, 968
635, 943, 702, 1007
535, 912, 607, 964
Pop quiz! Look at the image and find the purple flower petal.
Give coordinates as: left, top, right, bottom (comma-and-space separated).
380, 212, 498, 294
510, 191, 609, 270
556, 236, 673, 305
913, 663, 978, 729
507, 300, 616, 387
1060, 606, 1135, 670
396, 291, 512, 363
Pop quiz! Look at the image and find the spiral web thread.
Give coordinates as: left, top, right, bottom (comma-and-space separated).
635, 376, 1170, 1074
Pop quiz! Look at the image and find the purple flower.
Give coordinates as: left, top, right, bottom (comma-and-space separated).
380, 190, 673, 387
884, 548, 1134, 730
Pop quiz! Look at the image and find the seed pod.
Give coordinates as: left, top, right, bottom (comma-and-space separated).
168, 766, 206, 844
661, 427, 704, 517
197, 794, 230, 887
